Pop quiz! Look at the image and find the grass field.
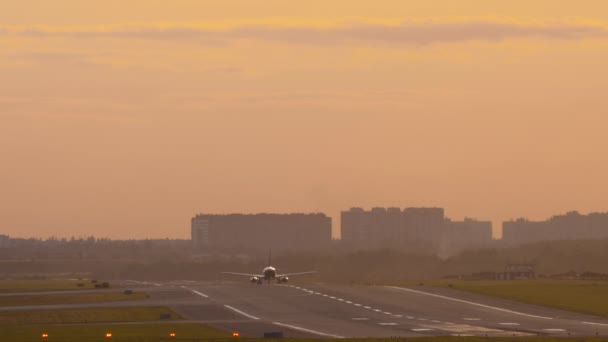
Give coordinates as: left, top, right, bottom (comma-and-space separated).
424, 280, 608, 317
0, 292, 147, 307
2, 323, 229, 342
0, 306, 180, 325
0, 279, 96, 293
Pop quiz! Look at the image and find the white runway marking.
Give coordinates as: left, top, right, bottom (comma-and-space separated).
337, 298, 345, 301
314, 292, 321, 295
386, 286, 553, 320
384, 312, 392, 315
272, 322, 344, 338
463, 318, 481, 321
364, 306, 372, 309
224, 305, 260, 320
378, 322, 398, 326
412, 328, 434, 331
352, 317, 369, 321
431, 320, 441, 323
373, 309, 382, 312
393, 314, 403, 318
543, 329, 566, 332
322, 294, 329, 297
345, 301, 352, 304
407, 316, 415, 319
583, 321, 608, 327
191, 290, 209, 298
329, 296, 336, 299
180, 286, 209, 298
354, 303, 362, 306
499, 323, 520, 326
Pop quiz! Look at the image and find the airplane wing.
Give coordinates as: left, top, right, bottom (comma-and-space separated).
221, 272, 264, 277
276, 271, 317, 277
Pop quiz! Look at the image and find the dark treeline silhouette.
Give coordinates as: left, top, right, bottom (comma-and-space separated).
0, 237, 192, 261
2, 239, 608, 282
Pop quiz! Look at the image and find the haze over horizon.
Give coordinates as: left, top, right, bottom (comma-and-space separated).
2, 1, 608, 240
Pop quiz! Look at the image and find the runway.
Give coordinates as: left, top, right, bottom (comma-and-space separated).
4, 280, 608, 338
166, 281, 608, 338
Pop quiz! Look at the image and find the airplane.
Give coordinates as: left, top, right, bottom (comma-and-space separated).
221, 252, 316, 284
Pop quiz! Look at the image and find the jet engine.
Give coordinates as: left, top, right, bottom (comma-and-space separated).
278, 276, 289, 283
250, 276, 260, 284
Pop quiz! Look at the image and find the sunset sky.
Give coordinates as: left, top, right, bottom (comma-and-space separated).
2, 1, 608, 239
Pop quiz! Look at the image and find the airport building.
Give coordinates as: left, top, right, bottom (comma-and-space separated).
502, 211, 608, 245
191, 213, 332, 253
341, 207, 492, 253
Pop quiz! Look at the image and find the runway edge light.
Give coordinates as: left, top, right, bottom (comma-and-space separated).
233, 331, 240, 337
41, 333, 49, 339
169, 332, 176, 337
105, 332, 113, 338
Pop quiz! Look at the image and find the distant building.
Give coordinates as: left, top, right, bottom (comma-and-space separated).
340, 207, 490, 253
445, 218, 493, 251
402, 207, 445, 247
502, 211, 608, 245
0, 234, 9, 248
340, 208, 371, 249
191, 213, 332, 253
499, 263, 536, 280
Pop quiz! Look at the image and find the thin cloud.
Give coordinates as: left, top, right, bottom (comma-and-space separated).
2, 21, 608, 45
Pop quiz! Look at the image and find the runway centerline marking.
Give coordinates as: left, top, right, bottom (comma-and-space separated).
354, 304, 362, 306
224, 305, 260, 320
378, 322, 398, 326
499, 323, 520, 326
386, 286, 553, 320
363, 306, 372, 309
352, 317, 369, 321
463, 318, 481, 321
412, 328, 434, 331
543, 328, 566, 332
345, 301, 352, 304
384, 312, 392, 315
272, 322, 344, 338
393, 315, 403, 318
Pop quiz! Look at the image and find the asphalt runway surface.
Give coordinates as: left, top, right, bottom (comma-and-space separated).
4, 280, 608, 338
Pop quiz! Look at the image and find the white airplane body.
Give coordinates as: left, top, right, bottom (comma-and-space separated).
221, 252, 316, 284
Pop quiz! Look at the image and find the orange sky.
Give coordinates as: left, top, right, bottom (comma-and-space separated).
1, 1, 608, 239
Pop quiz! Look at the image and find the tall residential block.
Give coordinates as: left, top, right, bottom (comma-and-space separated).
502, 211, 608, 245
191, 213, 332, 253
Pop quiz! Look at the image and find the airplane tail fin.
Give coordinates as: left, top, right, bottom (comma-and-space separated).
268, 249, 272, 266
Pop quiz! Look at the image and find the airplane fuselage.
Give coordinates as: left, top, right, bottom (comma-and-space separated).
263, 266, 277, 280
